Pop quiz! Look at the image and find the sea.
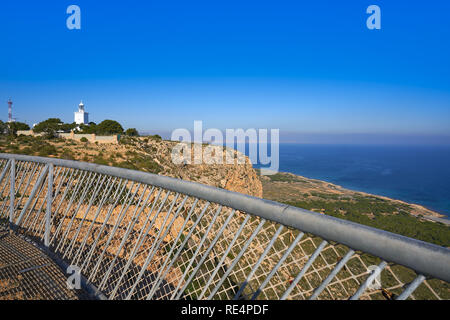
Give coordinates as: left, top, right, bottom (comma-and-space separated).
252, 144, 450, 217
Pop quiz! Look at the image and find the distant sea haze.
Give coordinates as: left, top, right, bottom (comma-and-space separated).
253, 144, 450, 217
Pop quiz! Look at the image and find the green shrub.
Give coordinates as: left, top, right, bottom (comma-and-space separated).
17, 147, 34, 155
285, 199, 450, 247
38, 144, 57, 157
7, 121, 30, 136
6, 144, 19, 152
96, 120, 124, 135
93, 155, 109, 165
16, 135, 35, 144
119, 136, 136, 146
125, 128, 139, 136
61, 149, 75, 160
33, 118, 64, 138
149, 134, 162, 141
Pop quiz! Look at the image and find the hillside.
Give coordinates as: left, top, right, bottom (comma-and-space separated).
260, 171, 444, 219
0, 135, 262, 198
260, 171, 449, 247
1, 134, 449, 299
1, 134, 448, 247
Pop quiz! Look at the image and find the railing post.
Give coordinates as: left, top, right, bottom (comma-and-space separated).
44, 163, 53, 247
9, 158, 15, 228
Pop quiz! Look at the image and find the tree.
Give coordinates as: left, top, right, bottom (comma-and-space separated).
79, 122, 97, 134
96, 120, 124, 135
0, 120, 7, 135
125, 128, 139, 136
7, 121, 30, 136
60, 122, 77, 132
33, 118, 63, 138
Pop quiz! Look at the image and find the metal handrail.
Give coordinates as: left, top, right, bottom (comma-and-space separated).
0, 153, 449, 300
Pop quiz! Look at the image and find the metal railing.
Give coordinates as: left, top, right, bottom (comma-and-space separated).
0, 153, 449, 300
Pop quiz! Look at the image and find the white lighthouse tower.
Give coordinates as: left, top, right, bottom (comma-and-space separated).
74, 100, 89, 125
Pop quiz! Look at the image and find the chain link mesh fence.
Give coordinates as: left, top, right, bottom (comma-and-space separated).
0, 156, 448, 300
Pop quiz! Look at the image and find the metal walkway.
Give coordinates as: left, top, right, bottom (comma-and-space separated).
0, 227, 87, 300
0, 154, 449, 300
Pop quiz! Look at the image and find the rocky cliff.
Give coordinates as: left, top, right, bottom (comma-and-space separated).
0, 135, 263, 198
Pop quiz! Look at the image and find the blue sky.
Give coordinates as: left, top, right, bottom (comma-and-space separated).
1, 1, 449, 144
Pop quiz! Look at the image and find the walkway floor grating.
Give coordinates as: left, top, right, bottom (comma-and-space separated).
0, 228, 88, 300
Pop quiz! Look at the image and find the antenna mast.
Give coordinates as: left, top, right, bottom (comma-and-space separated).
7, 98, 13, 123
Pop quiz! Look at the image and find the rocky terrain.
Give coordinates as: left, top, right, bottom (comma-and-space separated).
2, 134, 447, 223
259, 171, 449, 247
260, 171, 444, 219
0, 135, 263, 198
1, 134, 449, 299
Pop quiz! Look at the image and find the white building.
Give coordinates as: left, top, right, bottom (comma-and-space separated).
74, 101, 89, 125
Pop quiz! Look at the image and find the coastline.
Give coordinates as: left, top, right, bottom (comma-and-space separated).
258, 170, 449, 224
263, 143, 450, 218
